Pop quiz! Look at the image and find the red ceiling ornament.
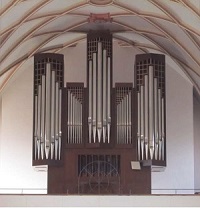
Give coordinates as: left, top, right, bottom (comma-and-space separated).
89, 0, 113, 6
88, 13, 112, 23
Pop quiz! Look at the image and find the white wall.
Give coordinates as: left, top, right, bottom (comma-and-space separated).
1, 195, 200, 207
0, 59, 47, 191
152, 65, 194, 193
0, 41, 196, 193
63, 41, 137, 86
194, 95, 200, 190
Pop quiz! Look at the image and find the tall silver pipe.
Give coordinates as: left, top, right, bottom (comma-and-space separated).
128, 91, 131, 144
97, 42, 102, 142
126, 93, 129, 144
70, 92, 73, 143
34, 95, 38, 159
58, 88, 62, 160
158, 89, 162, 160
55, 82, 59, 159
51, 71, 55, 159
121, 92, 124, 143
154, 78, 158, 160
103, 49, 107, 143
67, 90, 71, 144
41, 75, 46, 160
161, 97, 165, 160
88, 60, 92, 143
37, 85, 41, 159
107, 57, 111, 143
117, 103, 119, 144
119, 91, 122, 144
144, 75, 149, 160
137, 91, 141, 160
140, 85, 144, 160
149, 66, 154, 160
72, 94, 75, 143
93, 53, 97, 143
80, 99, 82, 143
45, 63, 51, 159
74, 95, 78, 144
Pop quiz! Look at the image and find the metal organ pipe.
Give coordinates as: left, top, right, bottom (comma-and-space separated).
97, 42, 102, 142
37, 85, 41, 159
158, 89, 162, 160
128, 91, 131, 144
154, 78, 158, 160
107, 57, 111, 143
34, 95, 38, 160
137, 91, 141, 160
41, 75, 45, 160
144, 75, 149, 160
88, 60, 92, 143
67, 90, 71, 144
103, 49, 107, 143
45, 63, 51, 159
140, 85, 144, 160
149, 66, 154, 160
51, 70, 55, 159
58, 88, 62, 160
92, 53, 97, 143
161, 97, 165, 160
55, 82, 59, 159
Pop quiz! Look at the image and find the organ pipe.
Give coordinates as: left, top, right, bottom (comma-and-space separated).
154, 78, 158, 160
88, 61, 92, 143
92, 53, 97, 143
97, 42, 102, 142
144, 75, 149, 160
149, 66, 154, 160
103, 50, 107, 143
107, 57, 111, 143
158, 89, 162, 160
137, 91, 141, 160
140, 85, 144, 160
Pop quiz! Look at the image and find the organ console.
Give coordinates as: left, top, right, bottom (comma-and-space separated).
33, 31, 166, 194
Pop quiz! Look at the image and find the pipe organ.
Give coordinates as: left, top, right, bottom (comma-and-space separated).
135, 54, 166, 164
33, 32, 166, 195
33, 54, 64, 165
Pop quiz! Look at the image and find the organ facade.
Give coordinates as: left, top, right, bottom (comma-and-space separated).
33, 31, 166, 195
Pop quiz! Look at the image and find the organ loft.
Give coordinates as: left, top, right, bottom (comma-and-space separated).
32, 31, 166, 195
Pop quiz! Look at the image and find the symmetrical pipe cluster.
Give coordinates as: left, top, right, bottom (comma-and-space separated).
137, 61, 165, 161
67, 87, 83, 144
33, 55, 63, 161
88, 38, 112, 144
116, 87, 132, 144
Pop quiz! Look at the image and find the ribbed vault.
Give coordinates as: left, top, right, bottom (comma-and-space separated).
0, 0, 200, 93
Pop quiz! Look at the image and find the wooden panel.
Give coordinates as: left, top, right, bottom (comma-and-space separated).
48, 148, 151, 195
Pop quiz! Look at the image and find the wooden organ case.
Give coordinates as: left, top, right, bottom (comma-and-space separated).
33, 31, 166, 195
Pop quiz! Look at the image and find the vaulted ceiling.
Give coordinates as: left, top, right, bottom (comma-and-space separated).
0, 0, 200, 94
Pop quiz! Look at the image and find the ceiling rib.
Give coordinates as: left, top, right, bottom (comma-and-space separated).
180, 0, 200, 19
0, 0, 21, 16
113, 1, 200, 38
113, 1, 200, 75
0, 0, 53, 47
148, 0, 200, 60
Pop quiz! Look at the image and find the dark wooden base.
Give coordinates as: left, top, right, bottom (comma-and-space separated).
48, 148, 151, 195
